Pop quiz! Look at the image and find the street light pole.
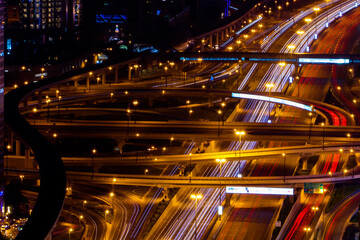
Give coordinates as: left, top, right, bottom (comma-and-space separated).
164, 66, 168, 87
304, 18, 312, 52
217, 110, 222, 137
216, 159, 226, 221
46, 98, 51, 123
126, 108, 131, 138
132, 100, 138, 124
235, 131, 245, 177
265, 83, 275, 123
191, 194, 203, 240
92, 148, 96, 179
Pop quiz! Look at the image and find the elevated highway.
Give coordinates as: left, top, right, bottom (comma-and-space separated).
7, 143, 360, 167
31, 120, 360, 142
5, 168, 360, 188
171, 52, 360, 65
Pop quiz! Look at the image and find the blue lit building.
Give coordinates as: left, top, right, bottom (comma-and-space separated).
0, 0, 4, 219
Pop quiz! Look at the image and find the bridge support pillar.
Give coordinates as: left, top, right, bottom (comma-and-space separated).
115, 68, 119, 82
208, 97, 214, 107
225, 28, 228, 37
239, 62, 243, 76
102, 72, 106, 84
294, 64, 300, 77
86, 76, 90, 91
225, 193, 231, 207
209, 34, 213, 48
179, 165, 186, 176
216, 32, 219, 46
25, 148, 31, 169
16, 140, 21, 156
302, 159, 308, 170
128, 65, 132, 81
163, 188, 170, 201
221, 31, 224, 41
74, 80, 78, 88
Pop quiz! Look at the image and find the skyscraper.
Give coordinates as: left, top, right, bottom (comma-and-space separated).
19, 0, 81, 30
0, 0, 5, 219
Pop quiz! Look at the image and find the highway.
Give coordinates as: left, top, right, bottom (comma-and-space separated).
5, 0, 360, 239
276, 3, 360, 240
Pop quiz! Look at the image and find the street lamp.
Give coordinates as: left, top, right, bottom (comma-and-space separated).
287, 45, 295, 60
126, 108, 131, 137
313, 7, 320, 39
217, 110, 222, 137
265, 83, 275, 123
32, 107, 38, 126
190, 194, 203, 240
308, 110, 313, 142
164, 66, 168, 87
132, 100, 138, 124
235, 131, 245, 177
92, 148, 96, 179
189, 109, 193, 117
46, 98, 51, 123
328, 171, 332, 180
304, 18, 312, 52
19, 175, 24, 186
69, 228, 73, 240
216, 159, 226, 221
145, 169, 149, 175
109, 192, 114, 208
105, 209, 109, 221
83, 200, 87, 208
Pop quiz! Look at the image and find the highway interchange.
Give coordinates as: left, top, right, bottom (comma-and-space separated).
5, 0, 360, 239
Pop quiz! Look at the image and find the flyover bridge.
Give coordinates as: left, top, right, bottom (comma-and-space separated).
168, 52, 360, 65
5, 169, 360, 188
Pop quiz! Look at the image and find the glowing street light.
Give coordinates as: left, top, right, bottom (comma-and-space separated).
235, 131, 245, 177
216, 158, 226, 220
190, 194, 203, 240
69, 228, 73, 240
265, 83, 275, 123
164, 66, 168, 87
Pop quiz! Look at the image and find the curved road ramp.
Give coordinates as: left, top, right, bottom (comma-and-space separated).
5, 84, 66, 239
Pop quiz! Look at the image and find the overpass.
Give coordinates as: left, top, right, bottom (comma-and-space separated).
28, 120, 360, 143
169, 52, 360, 65
7, 143, 360, 168
5, 168, 360, 189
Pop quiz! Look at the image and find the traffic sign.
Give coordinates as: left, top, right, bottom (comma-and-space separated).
304, 183, 324, 194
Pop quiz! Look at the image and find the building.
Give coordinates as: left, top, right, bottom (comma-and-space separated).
0, 0, 5, 219
19, 0, 81, 30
